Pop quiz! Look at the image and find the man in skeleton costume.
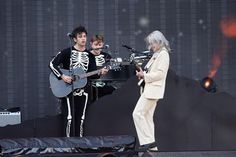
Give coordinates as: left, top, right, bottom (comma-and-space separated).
90, 35, 116, 101
49, 26, 108, 137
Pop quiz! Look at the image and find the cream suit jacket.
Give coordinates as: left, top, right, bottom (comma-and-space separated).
143, 47, 170, 99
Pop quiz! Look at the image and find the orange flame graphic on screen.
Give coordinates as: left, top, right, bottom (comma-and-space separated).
220, 18, 236, 38
208, 17, 236, 78
208, 40, 227, 78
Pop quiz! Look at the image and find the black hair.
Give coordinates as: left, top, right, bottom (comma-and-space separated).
71, 26, 87, 38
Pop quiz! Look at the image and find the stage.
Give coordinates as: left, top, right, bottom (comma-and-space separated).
1, 0, 236, 156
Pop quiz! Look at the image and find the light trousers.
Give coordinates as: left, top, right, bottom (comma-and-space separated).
132, 93, 158, 145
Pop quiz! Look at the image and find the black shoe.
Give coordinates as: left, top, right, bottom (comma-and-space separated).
147, 147, 158, 152
138, 142, 158, 151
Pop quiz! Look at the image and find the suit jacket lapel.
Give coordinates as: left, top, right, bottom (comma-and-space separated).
144, 47, 167, 70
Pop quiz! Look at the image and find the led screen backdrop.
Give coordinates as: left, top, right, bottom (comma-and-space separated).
0, 0, 236, 121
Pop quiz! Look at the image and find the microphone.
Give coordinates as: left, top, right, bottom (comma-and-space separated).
122, 44, 139, 53
90, 44, 109, 50
67, 33, 74, 38
122, 44, 133, 50
103, 44, 109, 49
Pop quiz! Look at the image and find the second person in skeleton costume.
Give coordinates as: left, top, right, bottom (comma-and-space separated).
90, 34, 116, 101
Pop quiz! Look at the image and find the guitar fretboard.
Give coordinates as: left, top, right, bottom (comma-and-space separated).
74, 65, 116, 80
79, 69, 101, 79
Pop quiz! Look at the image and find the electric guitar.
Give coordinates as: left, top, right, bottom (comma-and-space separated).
110, 56, 148, 87
129, 55, 148, 87
49, 64, 120, 98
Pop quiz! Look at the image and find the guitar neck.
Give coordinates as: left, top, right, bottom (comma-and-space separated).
132, 60, 141, 71
74, 64, 117, 80
79, 69, 101, 79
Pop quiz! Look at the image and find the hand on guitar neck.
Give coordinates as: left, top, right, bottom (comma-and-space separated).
132, 61, 145, 87
136, 67, 144, 80
99, 67, 109, 76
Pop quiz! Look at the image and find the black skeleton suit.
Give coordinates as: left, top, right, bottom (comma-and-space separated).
92, 52, 116, 101
49, 46, 99, 137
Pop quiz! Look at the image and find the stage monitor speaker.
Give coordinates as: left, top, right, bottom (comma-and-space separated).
0, 111, 21, 127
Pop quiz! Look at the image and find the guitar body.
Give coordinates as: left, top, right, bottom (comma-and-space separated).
49, 68, 87, 98
49, 60, 122, 98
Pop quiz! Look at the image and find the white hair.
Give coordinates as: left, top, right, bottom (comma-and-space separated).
145, 30, 170, 52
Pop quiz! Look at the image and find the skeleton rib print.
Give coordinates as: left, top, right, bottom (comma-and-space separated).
95, 54, 105, 67
70, 50, 89, 71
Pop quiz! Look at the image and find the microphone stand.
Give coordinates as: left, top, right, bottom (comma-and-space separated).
68, 36, 75, 137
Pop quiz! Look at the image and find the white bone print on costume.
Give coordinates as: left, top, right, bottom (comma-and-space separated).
95, 54, 105, 66
71, 50, 89, 71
